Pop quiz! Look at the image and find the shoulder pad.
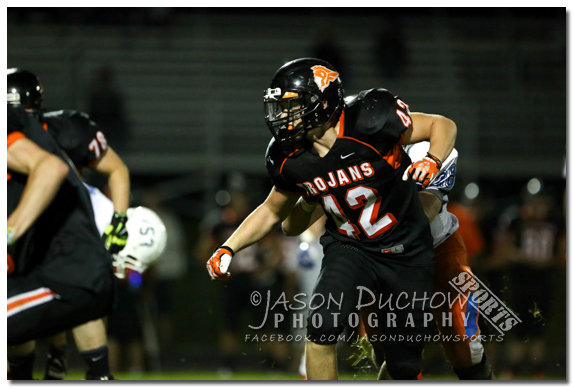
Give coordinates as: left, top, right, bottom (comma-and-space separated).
44, 109, 94, 127
44, 110, 104, 165
344, 88, 397, 138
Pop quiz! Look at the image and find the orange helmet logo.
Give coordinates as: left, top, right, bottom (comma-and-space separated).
311, 65, 339, 92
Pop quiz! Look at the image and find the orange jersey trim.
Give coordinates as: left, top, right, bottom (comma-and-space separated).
336, 111, 345, 138
7, 132, 25, 149
338, 137, 382, 159
336, 110, 384, 158
279, 149, 300, 176
383, 143, 403, 169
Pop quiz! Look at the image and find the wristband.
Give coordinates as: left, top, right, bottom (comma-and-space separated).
425, 152, 443, 169
217, 245, 235, 257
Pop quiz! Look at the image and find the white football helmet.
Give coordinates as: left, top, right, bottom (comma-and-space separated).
113, 206, 167, 279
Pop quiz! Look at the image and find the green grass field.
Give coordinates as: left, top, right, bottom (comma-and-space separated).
35, 370, 564, 381
34, 370, 436, 380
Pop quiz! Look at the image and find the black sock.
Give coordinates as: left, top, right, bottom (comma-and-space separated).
80, 345, 110, 377
8, 353, 35, 380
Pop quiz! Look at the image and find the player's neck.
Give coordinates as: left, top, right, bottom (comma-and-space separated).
309, 121, 340, 157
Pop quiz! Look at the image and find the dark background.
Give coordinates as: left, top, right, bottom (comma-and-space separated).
7, 7, 567, 378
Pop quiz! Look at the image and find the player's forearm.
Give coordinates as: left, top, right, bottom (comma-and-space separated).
427, 116, 457, 162
418, 191, 442, 223
92, 147, 130, 213
224, 204, 283, 253
8, 155, 69, 239
107, 163, 130, 214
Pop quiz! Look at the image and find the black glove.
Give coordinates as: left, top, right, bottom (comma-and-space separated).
103, 211, 128, 254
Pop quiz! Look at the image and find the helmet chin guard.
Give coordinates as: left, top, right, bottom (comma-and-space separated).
113, 206, 167, 279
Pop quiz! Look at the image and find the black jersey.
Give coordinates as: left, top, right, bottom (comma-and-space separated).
7, 105, 113, 290
43, 110, 108, 168
265, 88, 433, 264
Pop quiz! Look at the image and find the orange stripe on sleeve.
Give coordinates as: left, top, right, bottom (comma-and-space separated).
7, 132, 26, 149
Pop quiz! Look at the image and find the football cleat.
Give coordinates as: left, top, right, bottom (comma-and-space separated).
43, 353, 67, 380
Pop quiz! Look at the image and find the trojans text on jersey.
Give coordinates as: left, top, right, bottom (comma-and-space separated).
296, 162, 375, 196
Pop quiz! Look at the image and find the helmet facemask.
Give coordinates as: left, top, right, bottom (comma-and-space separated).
264, 58, 345, 150
264, 88, 321, 146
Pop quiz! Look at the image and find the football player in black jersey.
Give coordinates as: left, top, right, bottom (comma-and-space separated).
8, 68, 129, 380
8, 68, 130, 254
285, 142, 493, 380
207, 58, 456, 380
7, 104, 116, 379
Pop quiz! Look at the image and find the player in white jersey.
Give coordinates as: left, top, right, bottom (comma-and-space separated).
364, 142, 492, 379
84, 184, 115, 235
404, 142, 460, 247
84, 183, 167, 277
291, 216, 326, 378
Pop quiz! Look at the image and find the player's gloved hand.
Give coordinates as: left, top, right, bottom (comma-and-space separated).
8, 253, 15, 274
402, 152, 442, 189
206, 246, 233, 282
7, 227, 16, 246
103, 211, 128, 254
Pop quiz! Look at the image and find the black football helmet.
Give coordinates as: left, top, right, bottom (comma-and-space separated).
264, 58, 344, 146
7, 68, 44, 118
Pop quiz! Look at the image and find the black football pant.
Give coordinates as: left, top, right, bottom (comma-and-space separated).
306, 241, 434, 379
8, 274, 115, 346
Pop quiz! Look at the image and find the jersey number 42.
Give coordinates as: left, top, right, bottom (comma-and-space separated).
322, 185, 397, 240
